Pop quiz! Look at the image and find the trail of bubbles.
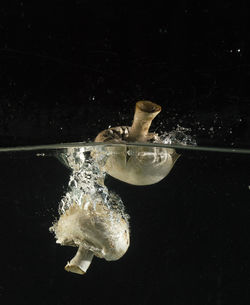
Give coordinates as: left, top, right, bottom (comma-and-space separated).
57, 147, 129, 224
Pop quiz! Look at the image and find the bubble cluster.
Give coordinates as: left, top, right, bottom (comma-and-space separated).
57, 147, 129, 224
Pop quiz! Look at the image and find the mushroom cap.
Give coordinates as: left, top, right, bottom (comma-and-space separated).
94, 126, 158, 144
94, 145, 179, 185
94, 126, 130, 143
52, 198, 130, 261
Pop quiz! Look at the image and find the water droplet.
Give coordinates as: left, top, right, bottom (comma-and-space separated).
89, 95, 95, 102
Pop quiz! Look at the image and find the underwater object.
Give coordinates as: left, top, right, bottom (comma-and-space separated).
94, 100, 180, 185
51, 196, 130, 275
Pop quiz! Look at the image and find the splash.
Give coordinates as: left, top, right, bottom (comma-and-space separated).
157, 125, 197, 146
56, 124, 195, 219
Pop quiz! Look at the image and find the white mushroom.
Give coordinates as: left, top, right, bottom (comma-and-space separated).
93, 100, 180, 185
51, 197, 130, 275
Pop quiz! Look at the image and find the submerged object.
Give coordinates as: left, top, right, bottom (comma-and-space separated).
94, 100, 180, 185
51, 196, 130, 275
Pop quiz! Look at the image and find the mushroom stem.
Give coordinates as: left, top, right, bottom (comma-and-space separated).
65, 246, 94, 275
128, 100, 161, 142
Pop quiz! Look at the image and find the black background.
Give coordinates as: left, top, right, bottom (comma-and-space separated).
0, 0, 250, 147
0, 150, 250, 305
0, 1, 250, 305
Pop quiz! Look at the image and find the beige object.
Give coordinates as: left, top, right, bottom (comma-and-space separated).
94, 100, 180, 185
51, 197, 129, 274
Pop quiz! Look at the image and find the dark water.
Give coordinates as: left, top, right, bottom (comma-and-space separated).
0, 144, 249, 305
